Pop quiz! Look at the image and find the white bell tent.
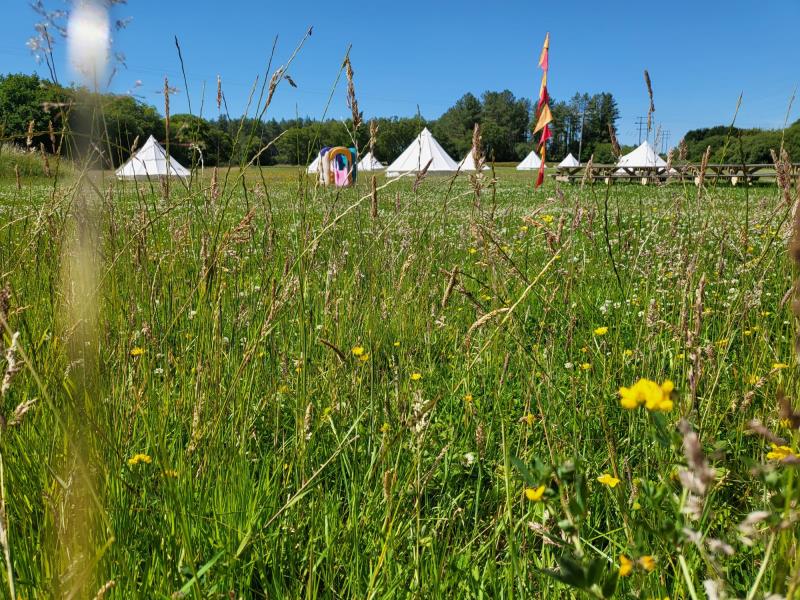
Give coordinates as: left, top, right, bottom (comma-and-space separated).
516, 150, 542, 171
616, 140, 667, 170
458, 152, 490, 171
115, 135, 189, 179
557, 153, 580, 168
385, 128, 458, 177
357, 151, 385, 171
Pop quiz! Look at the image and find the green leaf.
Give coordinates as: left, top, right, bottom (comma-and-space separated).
511, 456, 536, 486
602, 569, 619, 598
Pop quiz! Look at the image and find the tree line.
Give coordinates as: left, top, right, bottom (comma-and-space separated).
1, 72, 625, 168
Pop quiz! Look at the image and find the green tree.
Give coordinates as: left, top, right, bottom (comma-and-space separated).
170, 114, 232, 167
0, 73, 65, 150
480, 90, 530, 161
430, 93, 482, 160
97, 95, 162, 166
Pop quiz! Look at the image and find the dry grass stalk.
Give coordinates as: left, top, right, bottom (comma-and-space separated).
608, 124, 620, 158
48, 120, 56, 152
688, 274, 706, 408
370, 175, 378, 219
697, 145, 711, 196
580, 154, 594, 189
210, 167, 219, 205
92, 580, 116, 600
441, 267, 459, 310
163, 77, 170, 139
678, 137, 687, 160
746, 419, 786, 446
216, 75, 222, 111
382, 468, 396, 503
13, 165, 20, 191
26, 120, 34, 149
344, 55, 362, 131
369, 120, 377, 158
304, 402, 313, 441
771, 148, 795, 207
1, 332, 21, 398
644, 70, 655, 133
39, 142, 51, 177
413, 158, 433, 193
465, 308, 510, 347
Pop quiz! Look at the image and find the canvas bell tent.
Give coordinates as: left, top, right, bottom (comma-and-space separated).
385, 128, 458, 177
357, 151, 385, 171
458, 152, 490, 171
115, 135, 189, 179
516, 150, 542, 171
558, 153, 580, 168
616, 140, 667, 170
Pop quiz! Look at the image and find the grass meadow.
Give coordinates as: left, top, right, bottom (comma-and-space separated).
1, 164, 799, 598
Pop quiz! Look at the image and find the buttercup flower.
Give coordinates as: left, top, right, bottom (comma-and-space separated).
594, 326, 609, 336
619, 378, 674, 412
525, 485, 546, 502
619, 555, 633, 577
128, 453, 151, 466
766, 443, 797, 461
597, 473, 621, 488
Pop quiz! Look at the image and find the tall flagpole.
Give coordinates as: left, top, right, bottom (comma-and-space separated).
533, 33, 552, 189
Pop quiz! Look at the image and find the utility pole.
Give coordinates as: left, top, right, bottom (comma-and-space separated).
662, 130, 671, 154
634, 116, 646, 144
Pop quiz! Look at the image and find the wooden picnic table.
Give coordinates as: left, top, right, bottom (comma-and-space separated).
552, 163, 800, 185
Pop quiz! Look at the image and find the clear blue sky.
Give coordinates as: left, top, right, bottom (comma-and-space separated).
2, 0, 799, 148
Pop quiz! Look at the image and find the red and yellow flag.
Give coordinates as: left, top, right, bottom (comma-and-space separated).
534, 32, 551, 189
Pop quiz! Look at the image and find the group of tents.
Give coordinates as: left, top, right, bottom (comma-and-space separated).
304, 127, 667, 178
113, 130, 667, 180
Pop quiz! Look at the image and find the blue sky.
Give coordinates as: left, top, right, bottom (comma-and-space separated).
2, 0, 799, 147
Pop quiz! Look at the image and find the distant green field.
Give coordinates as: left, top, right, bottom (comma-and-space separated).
0, 168, 798, 598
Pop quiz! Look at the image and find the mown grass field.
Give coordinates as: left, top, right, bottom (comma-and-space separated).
1, 166, 798, 598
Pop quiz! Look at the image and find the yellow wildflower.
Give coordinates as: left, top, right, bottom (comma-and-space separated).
580, 363, 592, 371
766, 443, 797, 461
380, 422, 391, 434
163, 469, 179, 478
597, 473, 620, 488
623, 349, 633, 358
618, 378, 674, 412
464, 394, 473, 403
772, 362, 789, 370
522, 413, 535, 426
594, 326, 609, 336
469, 247, 477, 254
748, 374, 759, 385
619, 555, 633, 577
524, 485, 546, 502
393, 341, 400, 347
358, 353, 370, 363
541, 214, 554, 224
128, 453, 152, 466
410, 372, 422, 381
638, 555, 656, 572
130, 347, 144, 357
351, 346, 365, 357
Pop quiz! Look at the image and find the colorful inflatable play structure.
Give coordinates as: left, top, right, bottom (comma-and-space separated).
315, 146, 358, 187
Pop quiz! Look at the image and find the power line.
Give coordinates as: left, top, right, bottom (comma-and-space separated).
634, 116, 646, 144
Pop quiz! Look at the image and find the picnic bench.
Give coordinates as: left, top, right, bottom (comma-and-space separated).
552, 163, 800, 185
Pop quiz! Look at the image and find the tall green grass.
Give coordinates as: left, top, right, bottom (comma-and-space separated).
0, 168, 798, 597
